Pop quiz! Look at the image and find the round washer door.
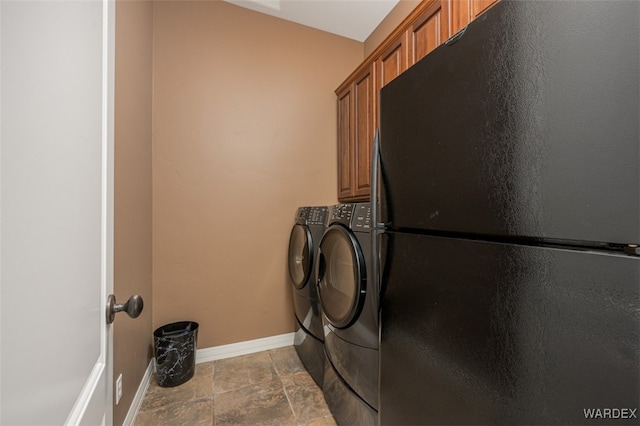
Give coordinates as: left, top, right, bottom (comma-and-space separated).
317, 225, 366, 328
288, 224, 313, 289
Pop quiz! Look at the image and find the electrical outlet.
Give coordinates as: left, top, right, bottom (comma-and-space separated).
116, 374, 123, 405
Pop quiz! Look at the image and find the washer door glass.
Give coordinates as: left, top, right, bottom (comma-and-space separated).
288, 224, 313, 289
318, 225, 365, 328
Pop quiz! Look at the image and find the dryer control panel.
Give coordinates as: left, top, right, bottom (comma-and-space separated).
352, 203, 372, 231
308, 206, 328, 226
327, 203, 354, 227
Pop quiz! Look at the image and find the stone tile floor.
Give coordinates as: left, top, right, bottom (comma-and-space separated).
134, 346, 336, 426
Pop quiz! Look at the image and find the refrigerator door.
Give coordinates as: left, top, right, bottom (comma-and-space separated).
379, 232, 639, 425
379, 0, 640, 245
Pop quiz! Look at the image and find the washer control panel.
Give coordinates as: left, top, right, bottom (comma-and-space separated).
351, 203, 372, 231
307, 206, 328, 226
295, 207, 310, 223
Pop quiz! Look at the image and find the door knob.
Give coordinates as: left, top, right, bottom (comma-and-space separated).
106, 294, 143, 324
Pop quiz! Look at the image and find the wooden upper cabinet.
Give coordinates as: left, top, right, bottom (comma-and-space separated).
335, 0, 499, 202
336, 87, 352, 200
376, 33, 409, 90
336, 64, 374, 201
448, 0, 499, 37
409, 0, 449, 66
353, 65, 374, 199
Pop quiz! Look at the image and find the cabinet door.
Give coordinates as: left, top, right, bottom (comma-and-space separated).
473, 0, 499, 17
337, 86, 353, 200
377, 34, 409, 90
375, 34, 409, 171
409, 0, 449, 66
448, 0, 499, 37
352, 65, 374, 199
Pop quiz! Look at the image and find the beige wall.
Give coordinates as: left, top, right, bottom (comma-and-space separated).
152, 1, 363, 348
114, 0, 153, 424
364, 0, 422, 57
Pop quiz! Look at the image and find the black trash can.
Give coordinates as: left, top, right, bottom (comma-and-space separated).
153, 321, 199, 387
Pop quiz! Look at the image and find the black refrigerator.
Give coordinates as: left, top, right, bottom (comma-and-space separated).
374, 1, 640, 425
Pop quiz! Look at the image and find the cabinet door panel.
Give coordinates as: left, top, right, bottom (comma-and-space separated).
378, 35, 408, 89
410, 0, 448, 65
449, 0, 499, 37
337, 88, 353, 199
472, 0, 498, 18
353, 67, 374, 197
448, 0, 470, 37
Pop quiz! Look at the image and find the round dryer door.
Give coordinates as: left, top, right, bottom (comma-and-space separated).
288, 224, 313, 289
317, 225, 366, 328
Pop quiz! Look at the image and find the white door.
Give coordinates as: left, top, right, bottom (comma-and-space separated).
1, 0, 114, 424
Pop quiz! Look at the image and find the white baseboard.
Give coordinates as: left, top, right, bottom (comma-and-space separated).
123, 360, 154, 426
123, 332, 294, 424
196, 332, 295, 364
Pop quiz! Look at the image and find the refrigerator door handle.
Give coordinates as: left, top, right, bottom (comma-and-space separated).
624, 245, 640, 256
371, 128, 383, 229
371, 129, 384, 304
